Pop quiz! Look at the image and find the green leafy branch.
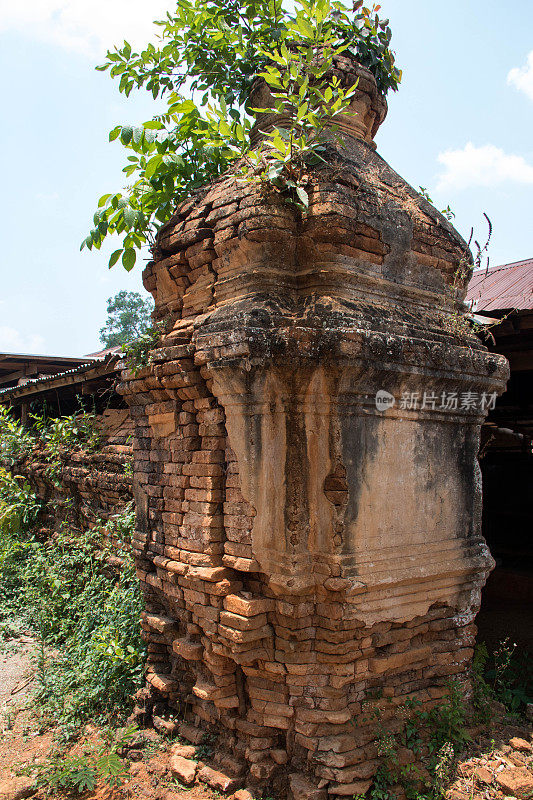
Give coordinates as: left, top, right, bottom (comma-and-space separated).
83, 0, 401, 270
243, 19, 361, 208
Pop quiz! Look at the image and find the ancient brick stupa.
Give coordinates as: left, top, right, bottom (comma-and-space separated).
120, 55, 508, 797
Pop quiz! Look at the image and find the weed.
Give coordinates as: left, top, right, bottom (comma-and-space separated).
432, 742, 455, 799
141, 736, 166, 759
196, 742, 214, 760
0, 469, 41, 534
53, 722, 80, 746
486, 638, 533, 713
21, 725, 136, 795
0, 471, 42, 629
0, 403, 104, 489
470, 638, 533, 716
418, 187, 455, 221
31, 525, 146, 727
426, 682, 469, 754
360, 682, 470, 800
0, 404, 145, 728
99, 500, 135, 545
471, 643, 493, 722
31, 409, 103, 485
31, 752, 99, 793
122, 318, 170, 375
168, 778, 193, 792
0, 408, 35, 465
32, 408, 103, 455
438, 214, 508, 342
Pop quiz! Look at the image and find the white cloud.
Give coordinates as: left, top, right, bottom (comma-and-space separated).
0, 0, 172, 58
0, 326, 45, 354
435, 142, 533, 192
508, 51, 533, 102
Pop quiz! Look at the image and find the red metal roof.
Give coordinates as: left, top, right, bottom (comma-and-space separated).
466, 258, 533, 312
85, 345, 123, 358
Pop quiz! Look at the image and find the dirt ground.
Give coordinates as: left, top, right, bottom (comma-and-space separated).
0, 632, 217, 800
0, 632, 54, 798
0, 632, 38, 725
0, 633, 532, 800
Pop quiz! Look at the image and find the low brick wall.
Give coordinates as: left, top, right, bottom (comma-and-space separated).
3, 408, 133, 533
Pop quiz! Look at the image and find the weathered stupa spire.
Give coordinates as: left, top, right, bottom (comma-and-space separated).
249, 53, 387, 146
120, 54, 508, 799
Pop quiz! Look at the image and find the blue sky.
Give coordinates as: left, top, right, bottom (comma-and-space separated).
1, 0, 532, 356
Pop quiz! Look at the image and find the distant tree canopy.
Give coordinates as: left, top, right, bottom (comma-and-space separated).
99, 291, 154, 348
82, 0, 401, 272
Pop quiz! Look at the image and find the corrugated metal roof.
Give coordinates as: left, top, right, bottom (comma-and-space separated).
0, 352, 92, 363
0, 352, 93, 389
466, 258, 533, 312
0, 353, 121, 402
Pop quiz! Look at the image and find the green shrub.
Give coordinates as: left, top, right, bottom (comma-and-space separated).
471, 639, 533, 716
0, 407, 35, 465
0, 468, 42, 626
32, 410, 103, 456
30, 408, 104, 484
0, 402, 103, 486
0, 468, 41, 534
0, 404, 145, 727
29, 518, 146, 726
0, 493, 145, 726
361, 684, 470, 800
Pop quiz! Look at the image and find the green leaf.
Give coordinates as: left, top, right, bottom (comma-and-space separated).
218, 119, 231, 136
296, 186, 309, 208
120, 126, 133, 145
145, 155, 162, 179
108, 249, 123, 268
267, 164, 283, 180
122, 248, 137, 271
123, 207, 137, 227
132, 127, 144, 145
296, 102, 308, 121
